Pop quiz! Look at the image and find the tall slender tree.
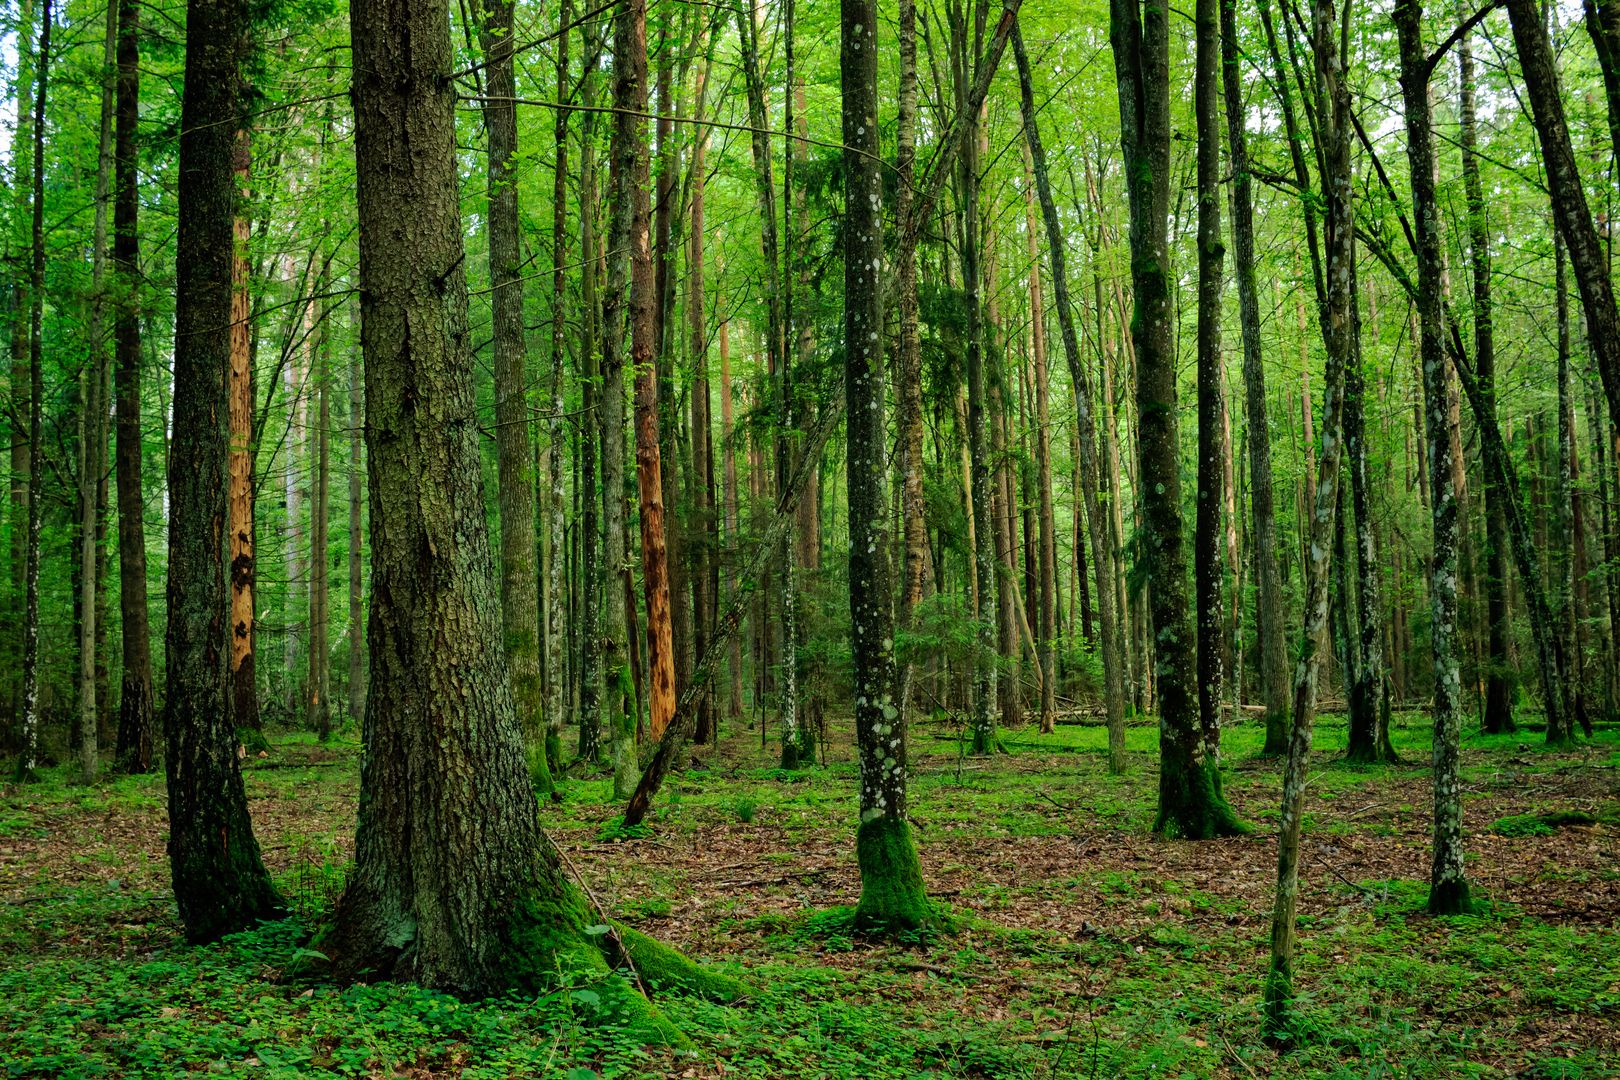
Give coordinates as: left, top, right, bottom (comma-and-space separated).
842, 0, 930, 933
165, 0, 282, 941
112, 0, 154, 773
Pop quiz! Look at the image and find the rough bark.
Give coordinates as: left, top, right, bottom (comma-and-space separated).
165, 0, 282, 941
329, 0, 737, 1021
227, 128, 259, 734
622, 0, 677, 750
842, 0, 930, 933
112, 0, 154, 773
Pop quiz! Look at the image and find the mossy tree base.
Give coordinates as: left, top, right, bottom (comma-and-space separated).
854, 816, 932, 935
1260, 969, 1299, 1050
1426, 876, 1475, 916
327, 879, 742, 1048
1154, 756, 1249, 839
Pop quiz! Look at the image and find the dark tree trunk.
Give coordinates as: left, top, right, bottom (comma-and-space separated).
841, 0, 929, 933
165, 0, 282, 941
1506, 0, 1620, 433
112, 0, 154, 773
1220, 0, 1289, 758
1113, 0, 1237, 836
227, 128, 258, 735
544, 0, 571, 776
329, 0, 734, 1021
1194, 0, 1226, 767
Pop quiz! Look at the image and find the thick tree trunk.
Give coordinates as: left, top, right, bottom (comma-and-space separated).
576, 48, 603, 762
1263, 0, 1354, 1041
5, 0, 33, 755
165, 0, 282, 940
112, 0, 154, 773
476, 0, 552, 792
1194, 0, 1226, 768
841, 0, 930, 933
330, 0, 735, 1022
1394, 0, 1471, 917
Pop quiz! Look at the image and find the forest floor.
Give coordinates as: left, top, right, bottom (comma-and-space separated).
1, 707, 1617, 1079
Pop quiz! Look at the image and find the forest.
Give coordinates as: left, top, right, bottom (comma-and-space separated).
0, 0, 1617, 1073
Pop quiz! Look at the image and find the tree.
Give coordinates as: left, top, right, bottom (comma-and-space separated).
165, 0, 282, 942
1012, 23, 1127, 774
1193, 0, 1227, 771
475, 0, 552, 793
842, 0, 930, 933
1219, 0, 1289, 760
112, 0, 154, 773
327, 0, 736, 1020
1263, 0, 1356, 1041
1112, 0, 1240, 838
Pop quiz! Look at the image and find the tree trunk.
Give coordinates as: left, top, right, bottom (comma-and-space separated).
79, 0, 118, 782
542, 0, 572, 778
1194, 0, 1226, 768
841, 0, 930, 933
227, 129, 259, 735
576, 42, 603, 762
1220, 0, 1289, 758
1394, 0, 1471, 917
475, 0, 551, 791
165, 0, 282, 941
1506, 0, 1620, 432
1113, 0, 1236, 834
329, 0, 733, 1020
1458, 14, 1515, 735
1263, 0, 1355, 1040
112, 0, 154, 773
621, 0, 677, 751
1021, 144, 1058, 736
687, 40, 717, 747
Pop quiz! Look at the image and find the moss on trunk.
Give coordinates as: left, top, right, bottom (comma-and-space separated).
1153, 754, 1247, 839
1426, 876, 1475, 916
854, 816, 931, 934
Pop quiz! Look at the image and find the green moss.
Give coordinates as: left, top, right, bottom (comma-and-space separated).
494, 887, 684, 1047
1260, 967, 1297, 1049
611, 921, 746, 1002
1426, 876, 1475, 916
1153, 756, 1249, 839
853, 816, 932, 936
